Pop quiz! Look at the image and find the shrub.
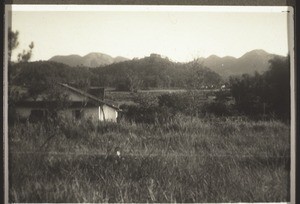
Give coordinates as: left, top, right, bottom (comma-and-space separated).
120, 104, 175, 124
158, 92, 205, 117
132, 92, 159, 108
57, 117, 95, 139
201, 101, 233, 117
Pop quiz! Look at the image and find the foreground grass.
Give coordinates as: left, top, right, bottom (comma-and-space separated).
9, 115, 290, 202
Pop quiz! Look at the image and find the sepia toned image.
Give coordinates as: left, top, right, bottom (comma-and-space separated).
4, 5, 294, 203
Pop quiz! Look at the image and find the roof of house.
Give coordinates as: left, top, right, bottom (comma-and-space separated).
15, 83, 120, 111
57, 83, 119, 110
15, 101, 98, 108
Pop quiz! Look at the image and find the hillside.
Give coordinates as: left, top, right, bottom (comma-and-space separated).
48, 50, 284, 78
12, 50, 287, 93
90, 54, 222, 90
195, 49, 284, 78
49, 52, 129, 67
10, 54, 222, 93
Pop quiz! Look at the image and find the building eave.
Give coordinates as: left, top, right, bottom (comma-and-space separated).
57, 83, 120, 110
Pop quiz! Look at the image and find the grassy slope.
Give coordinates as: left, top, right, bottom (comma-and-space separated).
9, 116, 290, 203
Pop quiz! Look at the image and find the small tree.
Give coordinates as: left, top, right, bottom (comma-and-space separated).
185, 61, 222, 89
43, 82, 71, 119
17, 42, 34, 62
8, 28, 19, 62
126, 69, 143, 92
8, 28, 35, 124
8, 28, 34, 63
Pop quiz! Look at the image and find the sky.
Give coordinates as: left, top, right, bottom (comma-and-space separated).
8, 6, 291, 62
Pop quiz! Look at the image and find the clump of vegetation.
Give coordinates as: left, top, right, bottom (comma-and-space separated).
201, 101, 232, 116
229, 56, 290, 120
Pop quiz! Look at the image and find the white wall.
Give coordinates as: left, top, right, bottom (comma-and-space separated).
15, 105, 118, 122
99, 105, 118, 122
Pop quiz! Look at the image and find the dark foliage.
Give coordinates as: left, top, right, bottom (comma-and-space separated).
229, 56, 290, 120
263, 56, 290, 119
184, 61, 222, 89
8, 28, 19, 61
201, 101, 232, 116
10, 61, 92, 97
158, 91, 235, 117
158, 91, 207, 117
120, 104, 175, 124
230, 73, 263, 115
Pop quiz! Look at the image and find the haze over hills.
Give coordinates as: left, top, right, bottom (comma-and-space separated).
195, 49, 285, 78
49, 52, 130, 67
48, 49, 286, 78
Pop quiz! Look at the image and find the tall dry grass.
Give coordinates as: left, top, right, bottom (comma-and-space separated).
9, 115, 290, 202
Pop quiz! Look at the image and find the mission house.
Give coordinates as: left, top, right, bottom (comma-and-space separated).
14, 83, 120, 122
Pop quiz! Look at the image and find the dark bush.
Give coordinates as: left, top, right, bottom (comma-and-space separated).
116, 82, 130, 92
158, 92, 205, 116
229, 56, 290, 120
8, 105, 18, 125
201, 101, 232, 116
58, 118, 92, 139
120, 104, 175, 124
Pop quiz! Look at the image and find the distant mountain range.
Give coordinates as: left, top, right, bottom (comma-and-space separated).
49, 52, 129, 67
195, 49, 284, 78
48, 50, 285, 78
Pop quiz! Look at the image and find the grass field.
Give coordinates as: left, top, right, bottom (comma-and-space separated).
9, 115, 290, 203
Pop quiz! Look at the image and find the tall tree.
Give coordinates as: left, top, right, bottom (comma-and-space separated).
8, 28, 19, 62
8, 28, 34, 63
263, 56, 290, 119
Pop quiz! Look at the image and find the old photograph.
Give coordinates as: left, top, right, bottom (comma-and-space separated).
4, 5, 294, 203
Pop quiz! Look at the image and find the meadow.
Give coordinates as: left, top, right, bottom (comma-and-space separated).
9, 115, 290, 203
